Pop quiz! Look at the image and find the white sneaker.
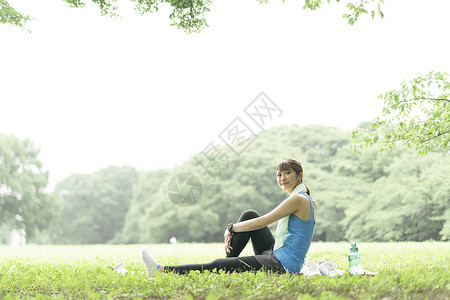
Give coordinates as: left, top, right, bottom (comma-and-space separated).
363, 269, 378, 276
318, 261, 345, 278
300, 261, 322, 278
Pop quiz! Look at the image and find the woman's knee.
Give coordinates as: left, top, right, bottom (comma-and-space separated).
238, 209, 261, 221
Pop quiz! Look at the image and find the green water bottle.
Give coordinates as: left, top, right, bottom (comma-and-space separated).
348, 242, 364, 275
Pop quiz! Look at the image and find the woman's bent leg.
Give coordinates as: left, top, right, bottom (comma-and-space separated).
164, 256, 263, 274
227, 209, 275, 257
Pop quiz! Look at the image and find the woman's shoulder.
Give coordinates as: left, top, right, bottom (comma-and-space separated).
291, 192, 310, 202
290, 193, 312, 220
289, 193, 311, 210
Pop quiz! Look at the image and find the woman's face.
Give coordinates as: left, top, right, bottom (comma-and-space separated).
277, 168, 301, 194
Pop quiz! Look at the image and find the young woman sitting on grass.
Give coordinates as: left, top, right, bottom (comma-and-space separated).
141, 158, 317, 275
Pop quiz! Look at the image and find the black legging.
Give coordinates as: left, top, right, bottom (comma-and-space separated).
226, 209, 275, 257
164, 209, 276, 274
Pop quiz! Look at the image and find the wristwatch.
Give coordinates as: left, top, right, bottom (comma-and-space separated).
227, 223, 234, 233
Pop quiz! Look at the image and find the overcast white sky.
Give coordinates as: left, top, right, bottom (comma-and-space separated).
1, 0, 450, 188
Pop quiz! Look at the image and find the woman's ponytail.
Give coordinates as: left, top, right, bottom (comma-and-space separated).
303, 182, 311, 196
302, 182, 317, 209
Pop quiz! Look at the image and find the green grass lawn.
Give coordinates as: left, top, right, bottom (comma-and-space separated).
1, 242, 449, 299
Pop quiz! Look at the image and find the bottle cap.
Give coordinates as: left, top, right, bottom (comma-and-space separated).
350, 242, 358, 252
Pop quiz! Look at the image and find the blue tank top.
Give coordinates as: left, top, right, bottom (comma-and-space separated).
273, 192, 315, 273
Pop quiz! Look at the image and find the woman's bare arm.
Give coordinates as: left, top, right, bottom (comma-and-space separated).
226, 193, 309, 234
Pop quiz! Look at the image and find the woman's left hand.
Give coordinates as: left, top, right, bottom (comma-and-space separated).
224, 229, 233, 254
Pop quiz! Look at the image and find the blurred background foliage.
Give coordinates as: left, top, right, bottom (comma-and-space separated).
1, 124, 449, 245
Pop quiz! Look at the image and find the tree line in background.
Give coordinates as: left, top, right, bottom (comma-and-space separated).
1, 123, 449, 245
0, 134, 57, 243
1, 70, 449, 244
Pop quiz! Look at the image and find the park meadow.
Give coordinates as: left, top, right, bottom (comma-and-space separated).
1, 242, 449, 299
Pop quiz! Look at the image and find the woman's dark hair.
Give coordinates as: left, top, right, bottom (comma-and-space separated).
276, 159, 317, 208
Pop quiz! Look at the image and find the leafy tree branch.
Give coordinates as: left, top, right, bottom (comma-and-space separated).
0, 0, 30, 28
352, 71, 450, 155
2, 0, 386, 33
